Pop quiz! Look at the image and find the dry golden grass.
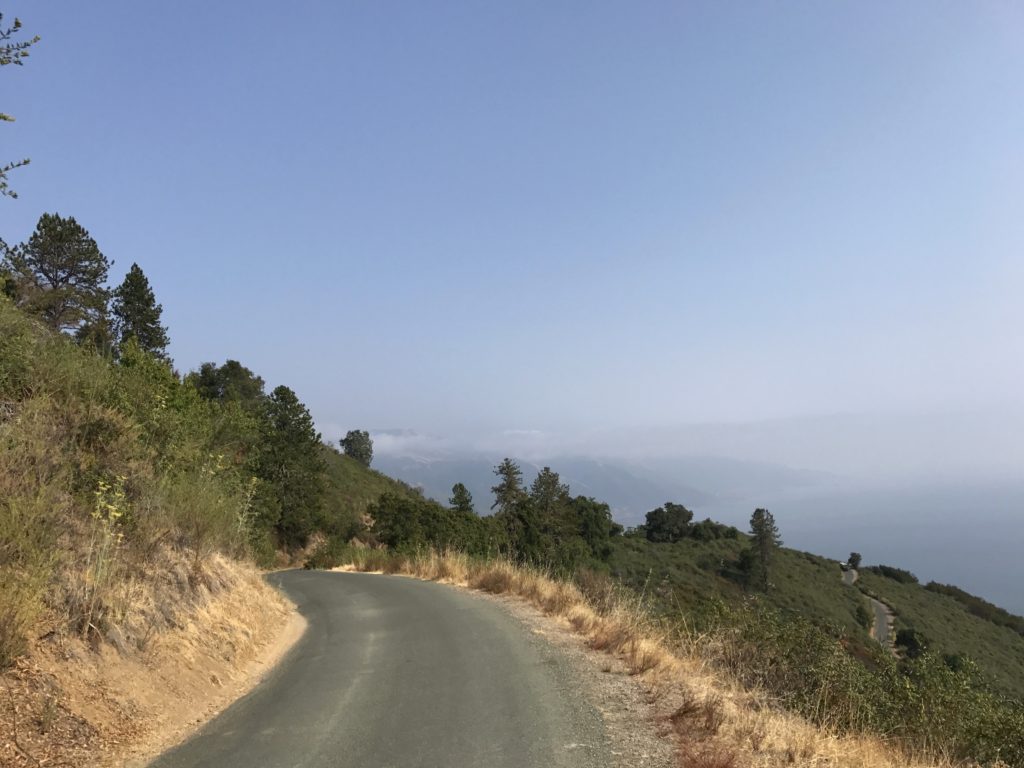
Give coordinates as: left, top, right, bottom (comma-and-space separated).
336, 550, 966, 768
1, 550, 298, 768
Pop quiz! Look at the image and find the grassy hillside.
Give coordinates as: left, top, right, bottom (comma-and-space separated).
859, 568, 1024, 700
609, 529, 1024, 703
320, 444, 420, 537
610, 534, 872, 639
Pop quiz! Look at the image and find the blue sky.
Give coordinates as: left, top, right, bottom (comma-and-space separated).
3, 2, 1023, 464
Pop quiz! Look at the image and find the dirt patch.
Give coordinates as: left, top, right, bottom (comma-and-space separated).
1, 557, 303, 768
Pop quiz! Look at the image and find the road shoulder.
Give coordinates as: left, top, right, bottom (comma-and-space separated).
468, 588, 675, 768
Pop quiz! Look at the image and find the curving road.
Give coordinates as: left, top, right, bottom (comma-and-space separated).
842, 568, 892, 648
148, 571, 611, 768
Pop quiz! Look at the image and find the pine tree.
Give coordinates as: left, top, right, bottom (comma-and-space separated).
749, 507, 782, 592
257, 385, 325, 549
490, 458, 525, 513
2, 213, 111, 333
112, 263, 170, 359
529, 467, 569, 516
449, 483, 474, 515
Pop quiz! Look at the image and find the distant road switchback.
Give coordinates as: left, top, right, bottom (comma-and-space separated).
149, 571, 611, 768
843, 568, 895, 650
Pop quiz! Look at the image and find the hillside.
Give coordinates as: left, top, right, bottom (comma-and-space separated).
858, 568, 1024, 700
320, 444, 421, 538
610, 528, 1024, 702
609, 534, 872, 638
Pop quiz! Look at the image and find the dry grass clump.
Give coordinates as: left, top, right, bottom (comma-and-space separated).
336, 549, 955, 768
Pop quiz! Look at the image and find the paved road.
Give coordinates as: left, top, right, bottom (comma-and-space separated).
149, 571, 610, 768
868, 596, 891, 645
841, 568, 892, 647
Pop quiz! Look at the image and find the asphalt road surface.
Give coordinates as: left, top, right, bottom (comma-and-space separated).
842, 568, 892, 647
149, 571, 611, 768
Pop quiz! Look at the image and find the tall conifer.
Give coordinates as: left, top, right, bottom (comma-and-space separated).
112, 263, 170, 359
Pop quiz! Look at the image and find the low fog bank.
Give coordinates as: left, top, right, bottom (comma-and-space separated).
370, 408, 1024, 483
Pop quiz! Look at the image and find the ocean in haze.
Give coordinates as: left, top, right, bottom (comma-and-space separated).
695, 481, 1024, 615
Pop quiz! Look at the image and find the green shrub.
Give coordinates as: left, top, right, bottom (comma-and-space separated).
865, 564, 919, 584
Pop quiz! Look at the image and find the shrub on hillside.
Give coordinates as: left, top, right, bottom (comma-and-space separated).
684, 597, 1024, 765
864, 565, 919, 584
0, 298, 263, 666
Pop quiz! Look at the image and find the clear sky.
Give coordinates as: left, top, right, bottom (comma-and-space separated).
3, 2, 1023, 467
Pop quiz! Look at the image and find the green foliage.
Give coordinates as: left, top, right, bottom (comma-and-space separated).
302, 535, 354, 570
112, 263, 170, 360
490, 457, 525, 513
865, 564, 919, 584
0, 296, 255, 664
256, 385, 325, 549
367, 459, 618, 573
689, 517, 739, 541
571, 495, 616, 561
369, 493, 504, 555
748, 507, 781, 592
2, 213, 111, 332
0, 12, 39, 199
688, 599, 1024, 765
530, 466, 569, 516
0, 294, 403, 664
644, 501, 694, 543
858, 568, 1024, 702
75, 309, 116, 358
320, 443, 418, 543
855, 601, 872, 631
340, 429, 373, 467
449, 482, 474, 514
609, 534, 870, 638
188, 360, 267, 408
896, 628, 929, 659
925, 581, 1024, 636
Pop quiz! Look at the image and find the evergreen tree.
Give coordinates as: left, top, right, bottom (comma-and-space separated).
112, 263, 170, 359
749, 507, 782, 592
2, 213, 111, 333
341, 429, 373, 467
257, 385, 325, 549
491, 458, 525, 513
449, 482, 474, 515
529, 467, 570, 516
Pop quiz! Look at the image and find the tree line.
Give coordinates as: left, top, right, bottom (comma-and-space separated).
365, 459, 623, 572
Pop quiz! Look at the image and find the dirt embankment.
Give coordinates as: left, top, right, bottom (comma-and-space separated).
1, 555, 302, 768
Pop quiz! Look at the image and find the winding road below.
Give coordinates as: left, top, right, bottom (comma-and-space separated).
148, 570, 612, 768
842, 568, 894, 649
